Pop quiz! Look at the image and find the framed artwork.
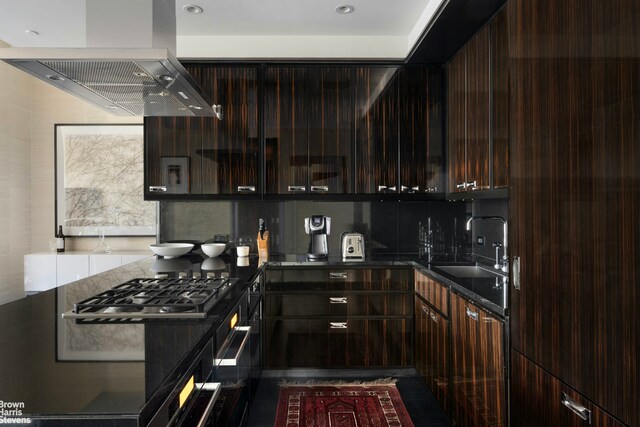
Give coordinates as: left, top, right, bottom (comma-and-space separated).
55, 124, 156, 236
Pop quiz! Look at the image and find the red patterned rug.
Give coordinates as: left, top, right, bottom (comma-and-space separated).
274, 378, 415, 427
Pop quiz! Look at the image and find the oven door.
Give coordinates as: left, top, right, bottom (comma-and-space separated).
212, 324, 252, 427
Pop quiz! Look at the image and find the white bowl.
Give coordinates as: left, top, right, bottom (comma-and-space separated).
149, 243, 194, 258
201, 243, 226, 258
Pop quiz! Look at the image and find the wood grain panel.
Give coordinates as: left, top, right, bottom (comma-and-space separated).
399, 66, 445, 193
415, 295, 450, 414
145, 116, 203, 195
192, 66, 258, 194
415, 270, 449, 317
451, 293, 505, 427
265, 268, 412, 292
509, 0, 640, 424
307, 67, 353, 194
264, 66, 308, 194
466, 25, 491, 191
354, 67, 400, 194
447, 50, 466, 192
491, 8, 509, 189
511, 350, 627, 427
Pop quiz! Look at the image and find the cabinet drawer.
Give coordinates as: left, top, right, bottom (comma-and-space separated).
511, 351, 626, 427
415, 270, 449, 316
265, 318, 411, 369
265, 268, 411, 292
265, 293, 412, 317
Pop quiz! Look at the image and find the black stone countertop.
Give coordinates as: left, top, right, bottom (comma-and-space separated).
265, 252, 508, 318
0, 251, 506, 424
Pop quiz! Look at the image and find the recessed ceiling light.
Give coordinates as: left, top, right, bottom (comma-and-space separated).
183, 4, 204, 14
25, 30, 40, 36
335, 5, 354, 14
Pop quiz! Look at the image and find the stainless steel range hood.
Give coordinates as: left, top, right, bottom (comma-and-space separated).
0, 0, 220, 118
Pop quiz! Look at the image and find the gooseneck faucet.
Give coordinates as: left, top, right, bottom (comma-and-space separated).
466, 216, 508, 272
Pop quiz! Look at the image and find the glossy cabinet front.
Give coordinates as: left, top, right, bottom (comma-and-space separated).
354, 67, 400, 194
264, 66, 353, 195
451, 292, 505, 427
264, 267, 412, 368
145, 65, 258, 198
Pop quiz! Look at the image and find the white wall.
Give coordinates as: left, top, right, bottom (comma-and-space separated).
0, 40, 153, 305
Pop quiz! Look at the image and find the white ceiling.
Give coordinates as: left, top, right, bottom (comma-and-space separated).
0, 0, 444, 58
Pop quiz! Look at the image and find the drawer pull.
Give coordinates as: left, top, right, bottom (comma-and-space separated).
429, 312, 439, 323
329, 297, 347, 304
466, 180, 478, 190
214, 326, 251, 366
421, 305, 429, 314
456, 182, 467, 190
561, 392, 591, 423
377, 185, 388, 192
401, 185, 420, 193
310, 185, 329, 192
193, 382, 222, 427
465, 307, 479, 321
288, 185, 306, 192
149, 186, 167, 192
237, 185, 256, 193
329, 272, 347, 279
329, 322, 347, 329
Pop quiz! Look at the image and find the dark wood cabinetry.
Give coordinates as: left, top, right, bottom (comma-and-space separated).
490, 7, 509, 189
264, 267, 412, 368
264, 66, 353, 195
446, 10, 509, 195
354, 67, 400, 194
399, 67, 445, 194
511, 351, 626, 427
451, 292, 505, 427
145, 65, 258, 198
414, 271, 450, 414
509, 0, 639, 425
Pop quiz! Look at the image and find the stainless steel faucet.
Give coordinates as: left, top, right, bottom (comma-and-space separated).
465, 216, 508, 272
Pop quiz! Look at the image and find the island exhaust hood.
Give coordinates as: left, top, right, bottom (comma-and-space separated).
0, 0, 221, 118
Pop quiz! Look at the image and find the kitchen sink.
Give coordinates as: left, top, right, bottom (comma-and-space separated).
432, 264, 507, 279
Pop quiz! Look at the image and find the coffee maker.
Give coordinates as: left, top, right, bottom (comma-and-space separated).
304, 215, 331, 259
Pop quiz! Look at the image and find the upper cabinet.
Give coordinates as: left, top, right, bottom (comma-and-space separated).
145, 65, 259, 199
399, 67, 445, 194
447, 8, 509, 196
354, 66, 400, 194
264, 66, 353, 195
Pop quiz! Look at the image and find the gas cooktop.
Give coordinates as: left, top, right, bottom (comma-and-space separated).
62, 276, 237, 324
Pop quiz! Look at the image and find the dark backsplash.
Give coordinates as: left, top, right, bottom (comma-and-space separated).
159, 200, 474, 256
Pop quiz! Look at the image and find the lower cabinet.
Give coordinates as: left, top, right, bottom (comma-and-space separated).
265, 318, 411, 368
451, 293, 506, 427
511, 350, 626, 427
414, 295, 450, 412
264, 267, 412, 369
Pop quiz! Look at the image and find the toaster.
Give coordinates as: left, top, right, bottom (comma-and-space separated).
341, 232, 365, 259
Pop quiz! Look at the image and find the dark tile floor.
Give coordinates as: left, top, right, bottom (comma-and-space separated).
246, 369, 451, 427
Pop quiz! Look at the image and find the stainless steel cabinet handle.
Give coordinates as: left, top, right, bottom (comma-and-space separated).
426, 186, 438, 192
561, 392, 592, 423
310, 185, 329, 192
329, 322, 348, 329
388, 186, 397, 192
378, 185, 388, 192
466, 306, 479, 321
421, 304, 429, 314
149, 186, 167, 192
456, 182, 467, 190
512, 256, 521, 290
430, 312, 439, 323
329, 272, 347, 279
237, 185, 256, 193
401, 185, 420, 193
193, 382, 222, 427
329, 297, 347, 304
287, 185, 306, 192
466, 180, 478, 189
214, 326, 251, 366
